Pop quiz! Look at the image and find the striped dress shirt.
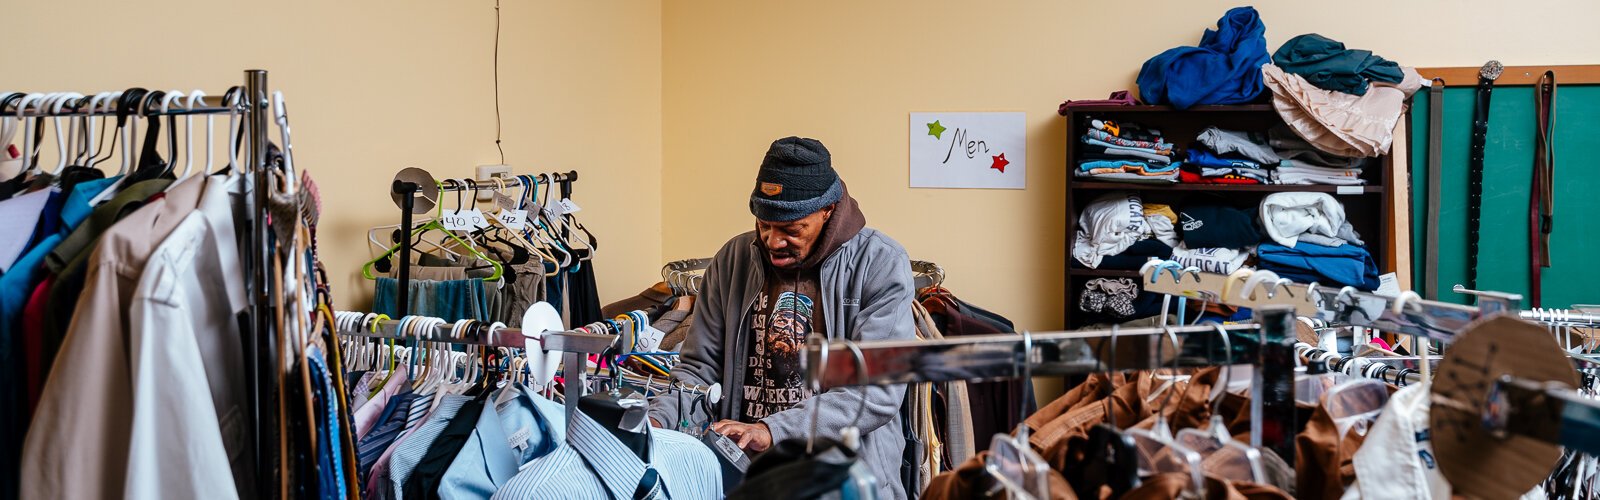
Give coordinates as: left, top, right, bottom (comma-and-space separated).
388, 394, 474, 500
491, 408, 722, 499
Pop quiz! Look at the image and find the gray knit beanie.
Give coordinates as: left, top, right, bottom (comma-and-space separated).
749, 137, 844, 222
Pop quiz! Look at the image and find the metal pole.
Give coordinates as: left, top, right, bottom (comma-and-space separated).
1253, 306, 1298, 461
394, 181, 418, 319
243, 68, 274, 500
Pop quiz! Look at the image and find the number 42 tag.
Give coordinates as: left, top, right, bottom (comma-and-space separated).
496, 209, 528, 230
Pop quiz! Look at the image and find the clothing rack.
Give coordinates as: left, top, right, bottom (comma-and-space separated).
4, 71, 285, 499
334, 311, 615, 419
1135, 260, 1600, 464
386, 168, 582, 325
656, 257, 949, 296
806, 309, 1303, 461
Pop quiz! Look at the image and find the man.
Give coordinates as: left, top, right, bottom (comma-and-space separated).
649, 137, 915, 499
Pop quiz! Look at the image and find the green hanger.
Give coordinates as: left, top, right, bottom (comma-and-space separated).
362, 181, 505, 281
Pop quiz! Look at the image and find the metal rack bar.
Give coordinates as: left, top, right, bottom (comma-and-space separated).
432, 170, 578, 191
1, 94, 244, 117
241, 69, 275, 500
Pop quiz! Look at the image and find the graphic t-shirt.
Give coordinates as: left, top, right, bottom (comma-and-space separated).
740, 266, 824, 423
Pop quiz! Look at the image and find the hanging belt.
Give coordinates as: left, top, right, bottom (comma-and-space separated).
1466, 61, 1503, 295
1528, 70, 1557, 307
1423, 78, 1445, 300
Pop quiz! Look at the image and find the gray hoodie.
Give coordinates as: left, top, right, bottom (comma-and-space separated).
649, 200, 915, 499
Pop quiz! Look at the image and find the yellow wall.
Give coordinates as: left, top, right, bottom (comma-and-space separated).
660, 0, 1600, 333
0, 0, 663, 309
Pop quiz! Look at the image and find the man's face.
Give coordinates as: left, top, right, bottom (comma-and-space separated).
756, 206, 833, 270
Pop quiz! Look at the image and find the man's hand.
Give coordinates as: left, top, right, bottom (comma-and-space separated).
711, 420, 773, 453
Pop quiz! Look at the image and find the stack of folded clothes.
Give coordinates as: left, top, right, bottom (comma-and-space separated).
1270, 126, 1367, 185
1172, 203, 1258, 274
1178, 127, 1280, 184
1076, 119, 1179, 183
1256, 192, 1380, 289
1072, 192, 1179, 270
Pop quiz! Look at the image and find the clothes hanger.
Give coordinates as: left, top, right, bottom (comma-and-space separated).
16, 93, 46, 176
1175, 324, 1267, 484
539, 172, 598, 258
361, 187, 504, 281
515, 175, 574, 268
1123, 327, 1206, 495
181, 90, 206, 178
982, 331, 1052, 499
1072, 322, 1139, 499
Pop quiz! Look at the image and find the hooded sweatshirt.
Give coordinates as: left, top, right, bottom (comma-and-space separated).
651, 181, 914, 499
740, 184, 866, 422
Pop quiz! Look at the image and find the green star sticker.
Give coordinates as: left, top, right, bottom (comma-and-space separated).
926, 120, 946, 140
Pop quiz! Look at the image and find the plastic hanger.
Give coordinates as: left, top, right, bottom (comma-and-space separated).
1175, 324, 1266, 483
516, 175, 574, 268
1073, 322, 1140, 499
983, 331, 1052, 499
181, 90, 206, 178
16, 93, 46, 175
1321, 378, 1389, 442
1124, 327, 1205, 495
361, 186, 504, 281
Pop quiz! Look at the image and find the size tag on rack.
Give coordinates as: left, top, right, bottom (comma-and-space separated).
542, 201, 565, 220
637, 324, 666, 352
441, 210, 474, 230
558, 198, 582, 214
494, 192, 519, 210
497, 209, 528, 230
442, 209, 490, 230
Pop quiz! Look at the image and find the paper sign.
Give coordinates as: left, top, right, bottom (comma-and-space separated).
909, 112, 1027, 189
541, 201, 564, 220
497, 209, 528, 230
558, 198, 581, 214
637, 324, 666, 352
494, 192, 518, 210
1375, 273, 1401, 297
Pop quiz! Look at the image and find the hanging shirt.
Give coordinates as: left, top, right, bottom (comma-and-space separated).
122, 178, 252, 499
21, 176, 217, 500
0, 189, 51, 272
491, 408, 722, 499
740, 265, 823, 423
435, 383, 566, 500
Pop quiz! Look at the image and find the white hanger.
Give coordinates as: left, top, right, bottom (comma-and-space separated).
189, 90, 214, 176
16, 93, 48, 174
182, 90, 206, 178
225, 89, 241, 174
158, 90, 185, 173
49, 93, 84, 175
77, 92, 112, 166
273, 91, 296, 189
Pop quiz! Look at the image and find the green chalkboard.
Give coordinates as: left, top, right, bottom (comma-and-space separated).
1409, 85, 1599, 308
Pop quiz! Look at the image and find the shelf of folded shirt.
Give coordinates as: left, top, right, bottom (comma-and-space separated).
1071, 181, 1384, 193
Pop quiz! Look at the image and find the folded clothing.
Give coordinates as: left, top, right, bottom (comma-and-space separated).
1269, 126, 1366, 169
1276, 164, 1365, 185
1178, 169, 1264, 185
1083, 137, 1175, 160
1091, 119, 1165, 143
1080, 278, 1141, 317
1073, 192, 1149, 269
1136, 6, 1270, 110
1177, 204, 1261, 249
1272, 33, 1405, 96
1172, 243, 1252, 275
1080, 239, 1175, 271
1078, 160, 1180, 175
1187, 148, 1269, 170
1059, 91, 1139, 115
1077, 169, 1180, 184
1197, 127, 1281, 165
1081, 143, 1173, 164
1257, 241, 1380, 290
1262, 63, 1424, 157
1259, 192, 1364, 247
1086, 129, 1173, 152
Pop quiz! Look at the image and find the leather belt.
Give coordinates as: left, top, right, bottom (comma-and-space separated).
1466, 61, 1502, 294
1424, 78, 1445, 300
1529, 70, 1557, 306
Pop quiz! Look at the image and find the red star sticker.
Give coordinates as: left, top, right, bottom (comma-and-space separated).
990, 153, 1010, 173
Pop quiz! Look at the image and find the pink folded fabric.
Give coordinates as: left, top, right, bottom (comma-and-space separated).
1058, 90, 1139, 115
1261, 64, 1423, 157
